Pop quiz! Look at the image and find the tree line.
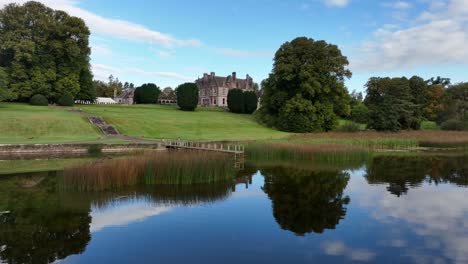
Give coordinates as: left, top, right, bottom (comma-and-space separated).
256, 37, 467, 132
350, 76, 467, 131
0, 1, 93, 103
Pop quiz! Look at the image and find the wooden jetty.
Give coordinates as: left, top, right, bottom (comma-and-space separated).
162, 140, 245, 169
163, 141, 244, 154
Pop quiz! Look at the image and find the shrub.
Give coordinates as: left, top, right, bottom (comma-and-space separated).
337, 122, 362, 132
350, 103, 369, 124
30, 94, 48, 106
244, 91, 258, 114
134, 83, 160, 104
277, 95, 337, 132
227, 88, 245, 113
441, 119, 468, 131
57, 93, 74, 106
176, 83, 199, 111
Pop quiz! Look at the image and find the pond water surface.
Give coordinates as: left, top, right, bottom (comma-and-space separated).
0, 152, 467, 264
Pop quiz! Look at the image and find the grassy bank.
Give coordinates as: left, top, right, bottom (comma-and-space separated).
0, 157, 95, 175
80, 104, 290, 141
0, 103, 101, 144
279, 131, 468, 149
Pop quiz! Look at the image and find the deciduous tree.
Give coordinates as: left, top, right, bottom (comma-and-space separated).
258, 37, 352, 132
0, 1, 91, 101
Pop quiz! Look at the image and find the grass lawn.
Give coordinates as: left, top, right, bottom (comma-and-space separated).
80, 104, 291, 141
0, 157, 95, 175
0, 103, 102, 144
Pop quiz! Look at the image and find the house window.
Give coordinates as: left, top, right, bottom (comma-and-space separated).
223, 98, 225, 105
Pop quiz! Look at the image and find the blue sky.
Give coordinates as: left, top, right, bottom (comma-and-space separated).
2, 0, 468, 92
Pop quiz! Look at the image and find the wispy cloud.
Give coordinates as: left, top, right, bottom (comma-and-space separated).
383, 1, 412, 9
0, 0, 202, 48
214, 48, 271, 58
351, 0, 468, 72
322, 0, 350, 8
92, 63, 194, 82
126, 68, 194, 81
92, 44, 112, 56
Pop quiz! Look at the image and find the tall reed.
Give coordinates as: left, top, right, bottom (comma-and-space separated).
60, 150, 236, 191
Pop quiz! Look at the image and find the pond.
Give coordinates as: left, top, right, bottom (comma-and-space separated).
0, 150, 467, 263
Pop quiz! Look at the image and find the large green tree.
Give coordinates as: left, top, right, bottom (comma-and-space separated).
0, 1, 92, 101
258, 37, 352, 132
438, 82, 468, 123
365, 77, 422, 131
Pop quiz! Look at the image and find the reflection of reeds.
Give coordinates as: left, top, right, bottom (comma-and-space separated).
61, 151, 236, 191
246, 143, 372, 171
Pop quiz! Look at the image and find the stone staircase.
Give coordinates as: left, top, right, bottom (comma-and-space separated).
88, 116, 119, 135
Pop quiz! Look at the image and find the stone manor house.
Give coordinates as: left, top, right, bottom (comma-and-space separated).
195, 72, 254, 107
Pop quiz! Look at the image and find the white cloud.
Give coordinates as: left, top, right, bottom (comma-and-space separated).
91, 63, 194, 82
351, 0, 468, 72
90, 197, 173, 233
0, 0, 202, 48
92, 44, 112, 56
158, 50, 174, 58
322, 0, 350, 7
322, 241, 377, 261
126, 68, 194, 81
214, 48, 270, 58
383, 1, 412, 9
346, 171, 468, 264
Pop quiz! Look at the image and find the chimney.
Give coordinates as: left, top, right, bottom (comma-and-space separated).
210, 72, 215, 77
232, 72, 236, 81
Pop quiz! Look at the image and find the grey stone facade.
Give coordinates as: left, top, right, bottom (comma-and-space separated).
195, 72, 254, 107
116, 88, 135, 105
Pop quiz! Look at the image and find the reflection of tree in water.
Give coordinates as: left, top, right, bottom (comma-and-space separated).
0, 172, 91, 264
0, 169, 254, 263
365, 154, 468, 197
261, 166, 350, 235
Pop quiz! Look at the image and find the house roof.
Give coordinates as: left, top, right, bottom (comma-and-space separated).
196, 72, 253, 90
96, 97, 116, 103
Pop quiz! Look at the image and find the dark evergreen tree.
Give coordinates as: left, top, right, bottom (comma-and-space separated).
365, 77, 422, 131
134, 83, 160, 104
244, 91, 258, 114
176, 83, 199, 111
0, 67, 9, 101
227, 88, 245, 113
76, 68, 96, 101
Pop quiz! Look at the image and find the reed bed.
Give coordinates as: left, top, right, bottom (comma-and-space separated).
289, 131, 468, 149
246, 143, 372, 171
60, 150, 236, 191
